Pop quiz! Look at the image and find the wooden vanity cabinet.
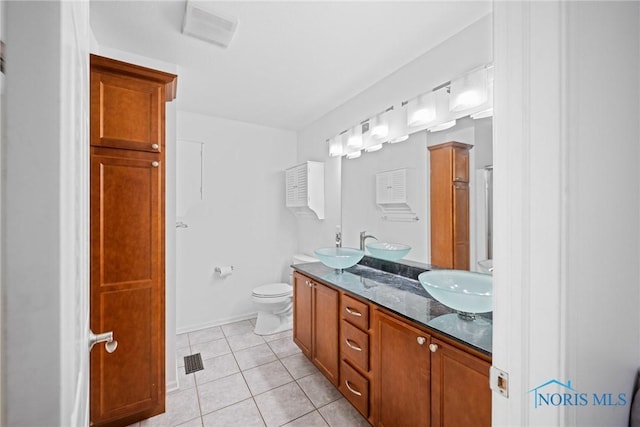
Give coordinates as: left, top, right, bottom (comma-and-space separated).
430, 338, 491, 427
339, 293, 373, 420
372, 309, 431, 427
292, 272, 339, 385
292, 271, 492, 427
428, 141, 472, 270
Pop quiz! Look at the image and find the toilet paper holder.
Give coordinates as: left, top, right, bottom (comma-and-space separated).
214, 265, 234, 275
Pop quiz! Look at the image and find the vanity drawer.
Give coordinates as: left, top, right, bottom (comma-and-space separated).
341, 320, 369, 372
341, 294, 369, 330
340, 360, 369, 418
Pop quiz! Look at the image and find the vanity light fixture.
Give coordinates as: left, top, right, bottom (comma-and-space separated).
407, 91, 437, 127
387, 103, 409, 143
346, 125, 363, 149
346, 149, 362, 159
363, 129, 383, 152
327, 134, 345, 157
323, 62, 493, 159
370, 110, 390, 140
471, 108, 493, 119
428, 119, 457, 132
449, 65, 490, 112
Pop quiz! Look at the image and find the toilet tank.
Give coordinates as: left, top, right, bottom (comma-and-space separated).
292, 254, 317, 265
290, 254, 316, 284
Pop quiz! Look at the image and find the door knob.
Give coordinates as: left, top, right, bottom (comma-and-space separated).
89, 330, 118, 353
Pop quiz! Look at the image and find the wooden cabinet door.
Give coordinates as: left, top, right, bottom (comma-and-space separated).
430, 339, 491, 427
313, 282, 340, 385
373, 310, 431, 427
90, 149, 165, 426
453, 182, 470, 270
293, 272, 313, 357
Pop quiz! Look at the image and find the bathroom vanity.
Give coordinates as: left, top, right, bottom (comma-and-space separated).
292, 260, 492, 427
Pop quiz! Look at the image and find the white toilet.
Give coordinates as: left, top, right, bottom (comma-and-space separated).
252, 254, 316, 335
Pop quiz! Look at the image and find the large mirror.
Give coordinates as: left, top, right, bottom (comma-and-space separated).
341, 116, 493, 271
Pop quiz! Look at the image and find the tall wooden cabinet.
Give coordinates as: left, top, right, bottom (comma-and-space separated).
428, 141, 472, 270
90, 54, 177, 427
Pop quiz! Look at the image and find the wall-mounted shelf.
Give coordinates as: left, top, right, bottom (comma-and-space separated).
375, 168, 418, 221
286, 161, 325, 219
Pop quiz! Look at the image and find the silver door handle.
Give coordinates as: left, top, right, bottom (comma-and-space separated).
89, 330, 118, 353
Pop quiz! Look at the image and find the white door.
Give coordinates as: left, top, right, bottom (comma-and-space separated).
59, 2, 91, 425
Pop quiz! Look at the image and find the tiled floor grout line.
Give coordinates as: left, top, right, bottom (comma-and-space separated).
168, 321, 369, 427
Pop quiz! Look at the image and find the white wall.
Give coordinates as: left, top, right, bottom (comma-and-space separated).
3, 2, 90, 425
175, 111, 297, 332
297, 14, 492, 257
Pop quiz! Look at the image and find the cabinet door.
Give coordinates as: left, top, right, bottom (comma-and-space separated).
313, 281, 340, 385
91, 70, 165, 153
430, 339, 491, 427
293, 272, 313, 357
374, 310, 431, 427
452, 182, 470, 270
90, 149, 165, 425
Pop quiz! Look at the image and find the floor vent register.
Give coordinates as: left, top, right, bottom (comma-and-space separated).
184, 353, 204, 374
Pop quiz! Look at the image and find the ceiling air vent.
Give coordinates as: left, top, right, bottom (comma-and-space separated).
182, 1, 238, 48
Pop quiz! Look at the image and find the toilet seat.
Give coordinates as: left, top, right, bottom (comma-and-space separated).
252, 283, 292, 298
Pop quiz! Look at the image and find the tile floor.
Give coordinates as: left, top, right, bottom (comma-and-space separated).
129, 319, 370, 427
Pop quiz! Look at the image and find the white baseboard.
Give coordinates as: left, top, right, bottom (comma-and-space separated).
175, 311, 258, 335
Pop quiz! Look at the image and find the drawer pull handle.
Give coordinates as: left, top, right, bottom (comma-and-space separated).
429, 343, 438, 352
345, 338, 362, 352
345, 380, 362, 396
345, 307, 362, 317
151, 143, 159, 150
151, 161, 160, 168
417, 336, 426, 345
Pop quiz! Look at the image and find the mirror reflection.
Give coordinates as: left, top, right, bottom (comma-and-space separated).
341, 116, 492, 271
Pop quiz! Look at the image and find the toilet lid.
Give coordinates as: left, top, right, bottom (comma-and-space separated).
253, 283, 292, 297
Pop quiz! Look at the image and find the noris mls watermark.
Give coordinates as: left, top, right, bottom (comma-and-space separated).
528, 379, 627, 409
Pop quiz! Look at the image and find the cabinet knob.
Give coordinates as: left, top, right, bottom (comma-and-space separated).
151, 161, 159, 168
417, 336, 426, 345
151, 143, 159, 150
305, 280, 312, 288
429, 343, 438, 352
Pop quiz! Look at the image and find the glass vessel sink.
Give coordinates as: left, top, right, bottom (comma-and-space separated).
314, 247, 364, 270
366, 242, 411, 261
418, 269, 492, 319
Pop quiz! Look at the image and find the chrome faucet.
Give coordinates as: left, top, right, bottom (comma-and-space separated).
359, 231, 377, 251
335, 229, 342, 248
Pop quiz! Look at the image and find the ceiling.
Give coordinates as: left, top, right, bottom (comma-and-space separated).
90, 1, 491, 130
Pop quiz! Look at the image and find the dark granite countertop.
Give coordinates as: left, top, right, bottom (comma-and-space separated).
292, 261, 492, 356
